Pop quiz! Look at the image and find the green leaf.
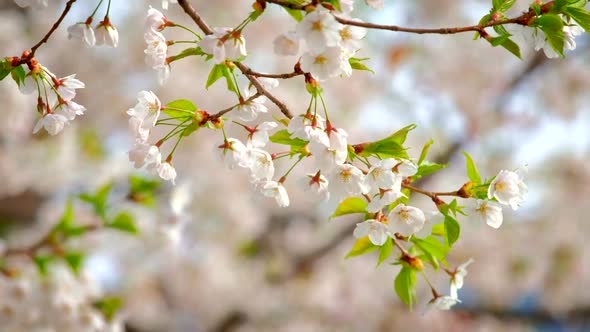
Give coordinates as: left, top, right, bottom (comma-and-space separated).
444, 215, 461, 247
474, 14, 492, 39
463, 152, 482, 184
563, 6, 590, 32
490, 34, 511, 46
552, 0, 569, 12
269, 129, 307, 150
10, 65, 26, 87
414, 161, 448, 179
129, 175, 160, 194
358, 124, 416, 159
330, 197, 368, 219
323, 0, 342, 11
64, 251, 85, 274
418, 139, 434, 164
349, 57, 375, 74
172, 46, 206, 62
164, 99, 197, 119
0, 58, 13, 81
80, 183, 112, 219
493, 0, 516, 12
54, 200, 88, 238
206, 64, 225, 89
34, 255, 54, 276
282, 0, 305, 21
345, 237, 378, 258
493, 24, 511, 37
411, 236, 449, 270
566, 0, 587, 8
94, 296, 123, 321
499, 38, 522, 59
377, 238, 393, 266
181, 122, 199, 137
394, 267, 416, 309
538, 14, 565, 57
431, 223, 445, 237
107, 212, 138, 235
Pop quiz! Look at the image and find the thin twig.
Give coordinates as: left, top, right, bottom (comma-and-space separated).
4, 224, 99, 257
176, 0, 294, 119
29, 0, 78, 57
209, 92, 263, 120
243, 69, 303, 79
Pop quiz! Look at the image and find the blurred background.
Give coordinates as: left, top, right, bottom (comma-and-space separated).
1, 0, 589, 331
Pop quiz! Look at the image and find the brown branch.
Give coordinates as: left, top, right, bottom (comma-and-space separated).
4, 224, 99, 257
264, 0, 308, 10
266, 0, 555, 36
208, 92, 263, 120
334, 15, 526, 35
177, 0, 294, 119
29, 0, 78, 57
243, 69, 304, 79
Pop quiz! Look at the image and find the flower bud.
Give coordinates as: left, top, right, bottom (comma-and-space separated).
212, 117, 224, 129
401, 254, 424, 271
457, 181, 474, 198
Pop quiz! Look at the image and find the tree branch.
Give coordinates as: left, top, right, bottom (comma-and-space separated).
29, 0, 78, 57
177, 0, 294, 119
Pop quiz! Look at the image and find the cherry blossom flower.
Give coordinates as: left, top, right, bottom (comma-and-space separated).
241, 146, 275, 181
340, 0, 354, 13
429, 295, 460, 311
162, 0, 177, 10
470, 199, 503, 228
261, 181, 290, 207
14, 0, 47, 9
127, 90, 162, 129
288, 113, 326, 141
367, 188, 404, 213
217, 138, 247, 169
302, 171, 330, 200
256, 77, 280, 90
95, 19, 119, 48
146, 7, 168, 33
521, 19, 583, 59
367, 158, 400, 190
230, 90, 268, 122
353, 219, 389, 246
53, 74, 85, 102
33, 113, 68, 135
54, 100, 86, 121
296, 8, 342, 51
395, 159, 418, 177
488, 169, 527, 210
329, 164, 369, 199
247, 121, 278, 148
199, 27, 247, 63
365, 0, 384, 9
388, 204, 425, 237
128, 117, 150, 142
339, 21, 367, 52
144, 31, 168, 69
158, 162, 177, 184
273, 31, 300, 56
450, 258, 474, 298
67, 22, 96, 47
129, 143, 161, 169
300, 47, 344, 81
309, 128, 348, 170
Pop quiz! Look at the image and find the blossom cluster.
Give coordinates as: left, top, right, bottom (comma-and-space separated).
144, 7, 172, 85
274, 6, 367, 81
0, 264, 123, 332
127, 91, 178, 184
19, 63, 86, 136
